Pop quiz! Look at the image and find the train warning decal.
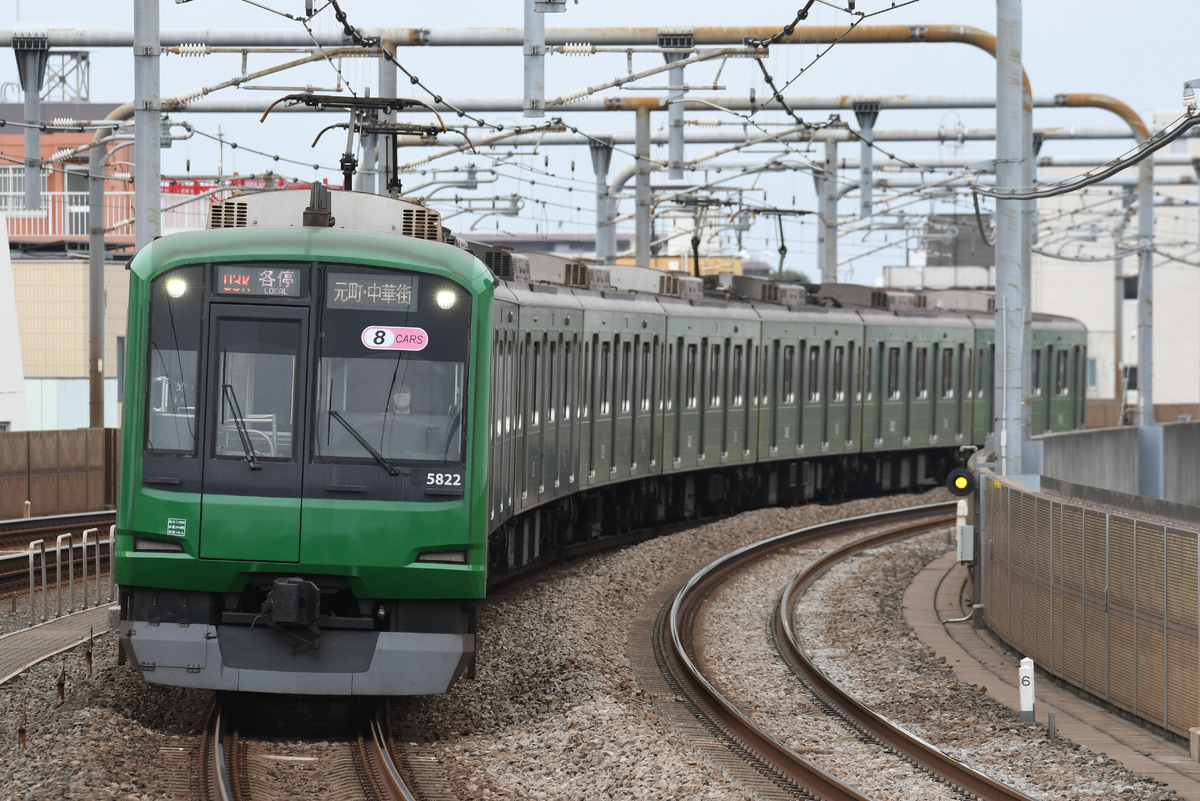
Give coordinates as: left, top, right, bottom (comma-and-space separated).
361, 326, 429, 351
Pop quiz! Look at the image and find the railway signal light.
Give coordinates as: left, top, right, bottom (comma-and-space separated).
947, 467, 975, 497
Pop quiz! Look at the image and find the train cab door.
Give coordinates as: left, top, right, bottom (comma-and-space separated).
199, 305, 310, 563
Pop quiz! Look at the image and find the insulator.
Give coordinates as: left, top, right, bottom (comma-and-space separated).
177, 43, 211, 57
50, 118, 78, 128
562, 42, 595, 56
175, 87, 207, 105
48, 149, 75, 163
552, 88, 592, 106
111, 172, 132, 182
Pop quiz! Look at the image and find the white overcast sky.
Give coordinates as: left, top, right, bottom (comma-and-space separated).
2, 1, 1197, 280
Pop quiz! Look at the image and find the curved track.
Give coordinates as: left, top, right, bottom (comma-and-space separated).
658, 502, 1035, 801
773, 511, 1036, 801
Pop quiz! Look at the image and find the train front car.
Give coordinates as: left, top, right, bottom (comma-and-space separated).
115, 190, 493, 695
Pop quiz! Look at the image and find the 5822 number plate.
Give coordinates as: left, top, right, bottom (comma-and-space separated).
424, 470, 465, 495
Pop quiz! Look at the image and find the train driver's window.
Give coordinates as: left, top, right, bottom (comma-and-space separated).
1031, 349, 1043, 396
145, 265, 204, 456
314, 269, 471, 464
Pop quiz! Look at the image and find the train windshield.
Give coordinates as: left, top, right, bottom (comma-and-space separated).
313, 267, 471, 465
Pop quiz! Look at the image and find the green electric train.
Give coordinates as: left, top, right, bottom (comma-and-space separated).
115, 186, 1087, 695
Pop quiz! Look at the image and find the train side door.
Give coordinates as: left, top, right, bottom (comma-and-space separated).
199, 305, 310, 562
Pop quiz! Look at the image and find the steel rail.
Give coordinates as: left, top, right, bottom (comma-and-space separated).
662, 502, 957, 801
774, 509, 1037, 801
0, 511, 116, 546
361, 701, 418, 801
202, 701, 235, 801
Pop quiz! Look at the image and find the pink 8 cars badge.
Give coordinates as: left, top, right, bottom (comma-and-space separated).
361, 326, 429, 351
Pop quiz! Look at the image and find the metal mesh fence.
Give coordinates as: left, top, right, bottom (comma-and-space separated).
982, 476, 1200, 738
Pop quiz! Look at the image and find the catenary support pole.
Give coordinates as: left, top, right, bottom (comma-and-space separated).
819, 139, 839, 283
523, 0, 545, 118
14, 35, 48, 211
1020, 85, 1034, 446
378, 40, 397, 195
88, 133, 108, 429
854, 103, 879, 218
995, 0, 1023, 476
635, 106, 651, 268
133, 0, 161, 250
665, 53, 687, 180
590, 137, 614, 264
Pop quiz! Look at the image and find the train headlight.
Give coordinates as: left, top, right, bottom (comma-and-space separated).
436, 290, 457, 310
165, 278, 188, 298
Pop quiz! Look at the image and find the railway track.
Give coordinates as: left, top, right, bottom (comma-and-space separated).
0, 512, 115, 598
202, 696, 417, 801
657, 502, 1036, 801
0, 511, 116, 553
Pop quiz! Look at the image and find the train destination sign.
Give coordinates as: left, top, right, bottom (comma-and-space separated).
216, 265, 303, 297
328, 273, 417, 310
361, 326, 429, 351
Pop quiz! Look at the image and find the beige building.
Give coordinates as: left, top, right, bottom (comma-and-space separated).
7, 255, 129, 429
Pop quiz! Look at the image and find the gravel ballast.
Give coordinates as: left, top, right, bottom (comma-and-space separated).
0, 491, 1184, 799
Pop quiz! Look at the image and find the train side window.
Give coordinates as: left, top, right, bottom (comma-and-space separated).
1031, 349, 1043, 396
782, 345, 795, 403
887, 347, 901, 400
581, 339, 592, 420
832, 346, 845, 402
976, 348, 987, 398
709, 344, 721, 407
531, 340, 541, 427
561, 341, 571, 421
505, 338, 513, 432
732, 345, 744, 406
964, 347, 974, 399
863, 346, 873, 401
641, 342, 653, 411
686, 344, 698, 409
599, 340, 611, 415
665, 342, 675, 412
548, 340, 557, 424
807, 345, 821, 402
941, 348, 954, 399
914, 347, 928, 399
621, 340, 632, 413
848, 343, 857, 405
1056, 349, 1069, 395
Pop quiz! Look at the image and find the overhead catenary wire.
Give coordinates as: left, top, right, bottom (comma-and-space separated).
969, 112, 1200, 200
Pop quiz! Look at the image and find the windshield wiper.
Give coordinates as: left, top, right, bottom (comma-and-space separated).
329, 410, 400, 476
222, 383, 263, 471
